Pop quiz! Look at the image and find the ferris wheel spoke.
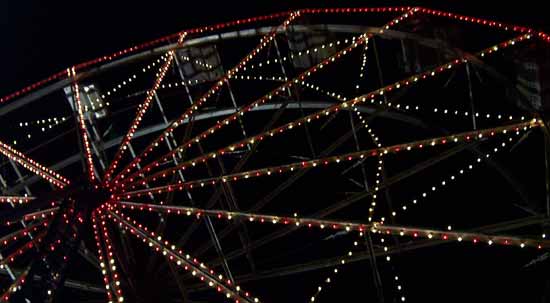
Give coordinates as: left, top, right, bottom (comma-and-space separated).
105, 207, 262, 303
91, 212, 117, 302
103, 31, 189, 185
0, 229, 47, 271
0, 219, 49, 251
118, 119, 539, 198
16, 207, 59, 225
1, 194, 52, 238
373, 222, 550, 249
97, 212, 126, 302
0, 265, 31, 301
0, 196, 35, 205
0, 141, 70, 189
107, 12, 303, 186
69, 69, 99, 183
114, 201, 372, 232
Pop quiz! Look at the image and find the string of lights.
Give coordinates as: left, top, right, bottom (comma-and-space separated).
391, 134, 523, 219
103, 32, 189, 184
98, 212, 125, 302
0, 140, 69, 189
17, 116, 68, 129
362, 126, 409, 303
0, 220, 49, 249
4, 207, 59, 227
70, 67, 97, 183
180, 56, 215, 70
0, 196, 35, 204
0, 267, 30, 301
0, 230, 47, 270
92, 212, 116, 303
109, 202, 550, 250
372, 222, 548, 249
306, 236, 362, 302
13, 116, 69, 145
101, 54, 169, 100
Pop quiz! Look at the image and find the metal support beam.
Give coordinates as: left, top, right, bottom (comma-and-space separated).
185, 215, 549, 288
465, 63, 478, 130
171, 53, 238, 282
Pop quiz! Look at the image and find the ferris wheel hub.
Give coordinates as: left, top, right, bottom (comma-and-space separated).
71, 185, 109, 215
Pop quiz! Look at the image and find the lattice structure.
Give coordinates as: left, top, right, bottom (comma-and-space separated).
0, 7, 549, 303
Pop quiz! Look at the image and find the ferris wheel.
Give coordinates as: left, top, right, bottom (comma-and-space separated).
0, 6, 549, 303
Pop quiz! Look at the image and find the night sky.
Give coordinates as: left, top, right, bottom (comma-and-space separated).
1, 0, 548, 99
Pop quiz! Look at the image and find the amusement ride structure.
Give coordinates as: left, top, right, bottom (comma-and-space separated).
0, 6, 549, 303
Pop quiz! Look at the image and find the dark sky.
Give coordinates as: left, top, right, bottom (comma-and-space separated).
1, 0, 548, 98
